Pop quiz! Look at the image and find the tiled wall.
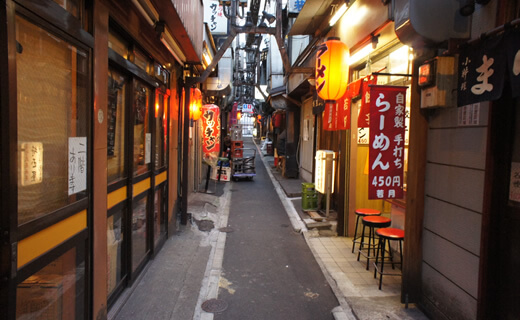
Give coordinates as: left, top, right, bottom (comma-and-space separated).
421, 103, 489, 319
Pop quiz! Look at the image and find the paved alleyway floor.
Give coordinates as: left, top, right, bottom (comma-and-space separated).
111, 137, 428, 320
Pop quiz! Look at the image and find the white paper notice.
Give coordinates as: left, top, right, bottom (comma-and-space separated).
509, 162, 520, 202
145, 133, 151, 164
69, 137, 87, 195
21, 142, 43, 186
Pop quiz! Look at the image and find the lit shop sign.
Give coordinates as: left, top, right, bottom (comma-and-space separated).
368, 86, 407, 200
20, 142, 43, 186
315, 150, 336, 194
201, 104, 221, 166
242, 104, 254, 113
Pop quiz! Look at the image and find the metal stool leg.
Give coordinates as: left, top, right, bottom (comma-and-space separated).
374, 235, 382, 279
352, 215, 361, 253
378, 238, 387, 290
357, 224, 367, 261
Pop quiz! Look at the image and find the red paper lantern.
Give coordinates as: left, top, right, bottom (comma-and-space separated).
315, 37, 349, 103
189, 87, 202, 121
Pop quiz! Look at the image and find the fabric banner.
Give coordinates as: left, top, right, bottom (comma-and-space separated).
336, 89, 351, 130
322, 102, 337, 131
368, 85, 407, 200
357, 75, 377, 128
458, 34, 506, 106
506, 28, 520, 98
201, 104, 220, 166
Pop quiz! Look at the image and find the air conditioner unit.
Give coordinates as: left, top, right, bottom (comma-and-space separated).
419, 56, 457, 109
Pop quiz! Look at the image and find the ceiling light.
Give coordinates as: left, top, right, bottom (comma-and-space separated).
329, 3, 348, 27
131, 0, 159, 26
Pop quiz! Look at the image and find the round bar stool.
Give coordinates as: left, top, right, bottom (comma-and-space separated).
357, 216, 391, 270
352, 208, 381, 253
373, 227, 404, 290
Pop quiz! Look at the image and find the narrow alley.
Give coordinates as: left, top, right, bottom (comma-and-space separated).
111, 138, 428, 320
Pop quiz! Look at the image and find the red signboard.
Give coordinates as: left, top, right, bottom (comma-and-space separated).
368, 85, 407, 199
201, 104, 220, 165
322, 87, 352, 131
357, 75, 378, 128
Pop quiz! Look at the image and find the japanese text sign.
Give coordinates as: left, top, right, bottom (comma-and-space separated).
203, 0, 227, 34
458, 35, 506, 106
358, 75, 378, 128
21, 142, 43, 186
201, 104, 220, 166
368, 85, 407, 199
68, 137, 87, 195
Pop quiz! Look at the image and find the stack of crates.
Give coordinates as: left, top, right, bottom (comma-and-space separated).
231, 140, 243, 159
301, 182, 318, 211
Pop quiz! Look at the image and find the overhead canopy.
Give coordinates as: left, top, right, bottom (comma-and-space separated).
288, 0, 341, 36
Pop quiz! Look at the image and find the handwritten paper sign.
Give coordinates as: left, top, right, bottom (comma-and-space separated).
21, 142, 43, 186
68, 137, 87, 195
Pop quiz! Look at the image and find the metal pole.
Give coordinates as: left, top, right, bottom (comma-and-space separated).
181, 79, 192, 225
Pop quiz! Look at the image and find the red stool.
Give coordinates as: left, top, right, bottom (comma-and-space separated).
357, 216, 391, 270
352, 208, 381, 253
373, 227, 404, 290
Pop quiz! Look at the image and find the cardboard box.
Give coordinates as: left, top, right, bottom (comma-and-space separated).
210, 166, 231, 181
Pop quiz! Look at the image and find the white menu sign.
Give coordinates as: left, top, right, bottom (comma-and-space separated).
68, 137, 87, 195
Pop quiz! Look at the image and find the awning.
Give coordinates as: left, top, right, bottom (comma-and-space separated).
267, 86, 288, 110
288, 0, 339, 36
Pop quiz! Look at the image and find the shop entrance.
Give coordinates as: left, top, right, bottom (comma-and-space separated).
484, 91, 520, 319
107, 66, 169, 306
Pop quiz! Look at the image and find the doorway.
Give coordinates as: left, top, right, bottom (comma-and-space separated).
483, 90, 520, 319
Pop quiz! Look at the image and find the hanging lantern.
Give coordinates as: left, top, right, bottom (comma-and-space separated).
315, 37, 349, 103
237, 111, 242, 120
189, 87, 202, 121
201, 104, 220, 166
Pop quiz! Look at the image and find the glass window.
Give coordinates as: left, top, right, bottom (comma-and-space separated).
133, 81, 151, 176
153, 186, 166, 248
154, 90, 168, 169
16, 247, 85, 320
107, 70, 128, 183
133, 48, 151, 74
132, 196, 148, 272
107, 210, 124, 296
16, 16, 89, 225
108, 31, 128, 59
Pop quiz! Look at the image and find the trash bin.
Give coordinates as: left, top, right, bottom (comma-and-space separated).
301, 182, 318, 211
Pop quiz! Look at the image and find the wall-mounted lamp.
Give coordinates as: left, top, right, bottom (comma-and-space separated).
131, 0, 159, 26
262, 11, 276, 24
371, 34, 380, 49
159, 26, 186, 65
459, 0, 475, 16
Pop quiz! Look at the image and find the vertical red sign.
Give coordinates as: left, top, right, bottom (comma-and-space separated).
322, 103, 337, 131
201, 104, 221, 165
358, 75, 378, 128
368, 85, 407, 199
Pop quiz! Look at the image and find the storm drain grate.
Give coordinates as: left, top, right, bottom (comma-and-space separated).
201, 299, 228, 313
219, 227, 234, 233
